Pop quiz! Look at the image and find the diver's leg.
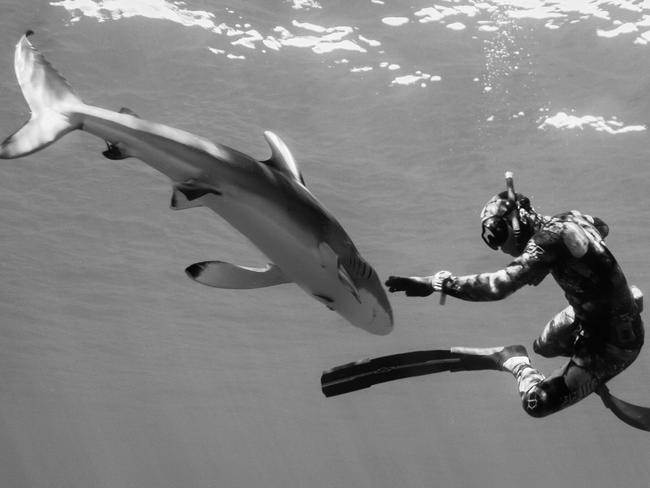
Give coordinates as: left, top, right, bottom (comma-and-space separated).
533, 306, 580, 358
499, 353, 547, 408
448, 344, 596, 416
518, 346, 640, 418
450, 345, 547, 395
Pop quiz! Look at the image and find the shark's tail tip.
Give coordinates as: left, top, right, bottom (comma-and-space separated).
0, 31, 83, 159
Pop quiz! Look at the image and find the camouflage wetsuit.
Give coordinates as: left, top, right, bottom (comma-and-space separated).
441, 210, 644, 417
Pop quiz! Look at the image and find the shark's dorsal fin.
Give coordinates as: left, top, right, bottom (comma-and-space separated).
262, 131, 305, 185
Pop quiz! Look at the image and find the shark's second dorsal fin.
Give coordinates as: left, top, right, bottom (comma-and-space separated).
118, 107, 140, 118
262, 131, 305, 185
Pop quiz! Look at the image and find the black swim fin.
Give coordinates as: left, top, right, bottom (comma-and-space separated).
321, 349, 482, 397
597, 385, 650, 432
322, 350, 650, 432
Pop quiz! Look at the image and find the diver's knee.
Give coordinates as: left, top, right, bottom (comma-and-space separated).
522, 386, 554, 418
521, 378, 570, 418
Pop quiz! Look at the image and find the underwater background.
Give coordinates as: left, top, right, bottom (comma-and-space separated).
1, 1, 649, 487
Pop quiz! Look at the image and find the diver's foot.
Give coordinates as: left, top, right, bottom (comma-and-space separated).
450, 345, 529, 372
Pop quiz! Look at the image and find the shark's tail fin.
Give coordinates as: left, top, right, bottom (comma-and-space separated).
0, 31, 83, 159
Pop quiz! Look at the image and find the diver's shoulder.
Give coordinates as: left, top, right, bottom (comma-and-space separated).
546, 210, 609, 238
529, 219, 563, 249
532, 212, 581, 246
538, 213, 569, 235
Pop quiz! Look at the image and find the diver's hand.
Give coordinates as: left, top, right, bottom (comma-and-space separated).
431, 270, 453, 293
385, 276, 434, 297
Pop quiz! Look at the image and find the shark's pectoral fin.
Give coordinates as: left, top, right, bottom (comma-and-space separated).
186, 261, 291, 289
170, 179, 222, 210
101, 108, 140, 160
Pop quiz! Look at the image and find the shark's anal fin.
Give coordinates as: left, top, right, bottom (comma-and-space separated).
102, 141, 131, 160
102, 107, 140, 160
186, 261, 290, 289
170, 179, 222, 210
171, 187, 201, 210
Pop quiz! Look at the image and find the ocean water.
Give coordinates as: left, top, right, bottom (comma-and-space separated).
1, 1, 650, 487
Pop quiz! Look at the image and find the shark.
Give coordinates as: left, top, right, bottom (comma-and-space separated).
0, 31, 393, 335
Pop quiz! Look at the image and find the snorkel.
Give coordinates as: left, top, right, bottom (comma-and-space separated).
504, 171, 522, 250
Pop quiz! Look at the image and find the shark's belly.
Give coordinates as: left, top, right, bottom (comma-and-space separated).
201, 193, 392, 334
202, 192, 333, 286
